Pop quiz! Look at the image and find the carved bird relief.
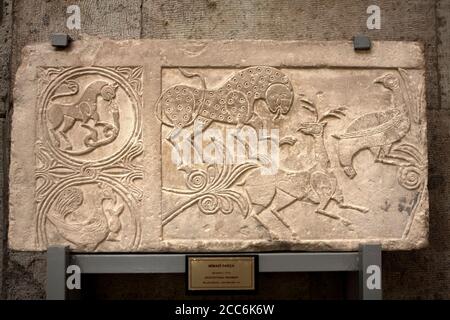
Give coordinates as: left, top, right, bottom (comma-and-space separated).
47, 185, 124, 250
333, 70, 420, 178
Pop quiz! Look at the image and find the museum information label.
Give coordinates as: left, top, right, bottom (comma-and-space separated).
187, 256, 256, 291
9, 39, 428, 252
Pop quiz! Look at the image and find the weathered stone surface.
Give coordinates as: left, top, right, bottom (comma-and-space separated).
437, 0, 450, 109
9, 39, 428, 252
0, 0, 12, 115
11, 0, 142, 74
0, 118, 5, 296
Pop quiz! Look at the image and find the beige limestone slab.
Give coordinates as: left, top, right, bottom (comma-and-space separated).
9, 38, 428, 252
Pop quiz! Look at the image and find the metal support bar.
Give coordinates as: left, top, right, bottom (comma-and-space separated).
259, 252, 359, 272
46, 246, 69, 300
47, 246, 382, 300
72, 254, 186, 274
71, 252, 360, 274
359, 244, 382, 300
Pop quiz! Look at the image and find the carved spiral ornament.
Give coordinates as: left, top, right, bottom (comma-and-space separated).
79, 165, 98, 179
198, 194, 221, 215
397, 165, 423, 190
186, 170, 208, 191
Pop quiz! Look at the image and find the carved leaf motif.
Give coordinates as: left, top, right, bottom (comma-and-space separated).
391, 143, 425, 168
48, 166, 77, 178
298, 96, 317, 114
319, 106, 347, 121
37, 67, 72, 96
162, 163, 259, 226
101, 138, 144, 203
113, 66, 143, 96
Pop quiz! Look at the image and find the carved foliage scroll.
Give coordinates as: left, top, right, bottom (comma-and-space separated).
35, 66, 143, 251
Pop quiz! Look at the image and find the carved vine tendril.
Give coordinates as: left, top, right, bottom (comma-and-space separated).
162, 162, 259, 226
390, 143, 426, 191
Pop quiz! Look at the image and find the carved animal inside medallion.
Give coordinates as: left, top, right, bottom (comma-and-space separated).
47, 79, 120, 154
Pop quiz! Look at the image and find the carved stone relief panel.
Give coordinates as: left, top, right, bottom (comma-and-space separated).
22, 65, 143, 251
160, 67, 427, 245
9, 39, 428, 251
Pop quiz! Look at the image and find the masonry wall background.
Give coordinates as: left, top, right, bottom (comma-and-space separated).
0, 0, 449, 299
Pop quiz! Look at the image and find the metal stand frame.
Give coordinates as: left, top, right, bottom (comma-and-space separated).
46, 244, 381, 300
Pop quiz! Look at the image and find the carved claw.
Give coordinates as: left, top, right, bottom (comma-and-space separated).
343, 166, 357, 179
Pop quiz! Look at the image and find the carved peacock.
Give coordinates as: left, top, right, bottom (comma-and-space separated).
333, 69, 420, 178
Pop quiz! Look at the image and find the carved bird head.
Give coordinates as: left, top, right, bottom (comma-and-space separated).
297, 121, 327, 136
374, 73, 400, 91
